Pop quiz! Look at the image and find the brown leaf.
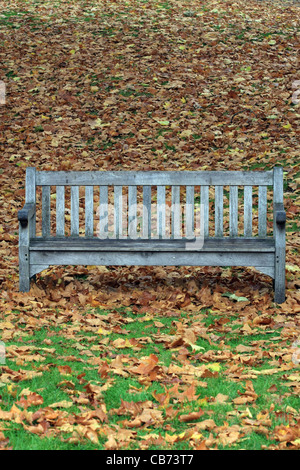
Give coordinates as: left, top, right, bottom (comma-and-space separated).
16, 392, 44, 409
133, 354, 159, 375
178, 409, 205, 423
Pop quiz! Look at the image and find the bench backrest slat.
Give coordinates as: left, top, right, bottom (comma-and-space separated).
56, 186, 65, 237
229, 186, 238, 237
157, 186, 166, 239
171, 185, 181, 239
258, 186, 267, 237
143, 186, 151, 239
186, 186, 195, 238
114, 186, 123, 239
28, 168, 281, 240
42, 185, 51, 238
71, 186, 79, 236
244, 186, 253, 237
201, 185, 209, 238
36, 170, 273, 187
215, 186, 223, 238
128, 185, 137, 239
99, 185, 109, 238
85, 186, 94, 237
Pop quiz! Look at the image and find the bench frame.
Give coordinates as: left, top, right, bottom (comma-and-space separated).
18, 167, 286, 303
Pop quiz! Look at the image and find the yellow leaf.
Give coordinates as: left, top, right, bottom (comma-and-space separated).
206, 363, 221, 372
282, 122, 291, 129
97, 328, 111, 336
7, 384, 17, 396
287, 375, 300, 382
0, 321, 15, 330
197, 398, 208, 407
181, 97, 186, 103
191, 432, 203, 440
286, 265, 300, 272
165, 434, 178, 443
49, 400, 73, 408
70, 49, 76, 55
138, 314, 153, 322
156, 120, 169, 126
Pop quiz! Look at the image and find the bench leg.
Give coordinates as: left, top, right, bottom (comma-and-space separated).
274, 247, 285, 304
19, 246, 30, 292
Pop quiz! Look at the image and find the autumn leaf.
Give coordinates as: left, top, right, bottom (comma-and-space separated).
16, 392, 44, 409
178, 409, 204, 422
48, 401, 73, 409
133, 354, 159, 375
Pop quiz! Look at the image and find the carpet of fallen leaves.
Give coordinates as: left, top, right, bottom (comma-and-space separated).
0, 0, 299, 450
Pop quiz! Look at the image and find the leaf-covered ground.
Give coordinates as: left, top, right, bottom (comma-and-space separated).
0, 0, 299, 450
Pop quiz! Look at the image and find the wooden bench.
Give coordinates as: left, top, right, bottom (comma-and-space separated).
18, 167, 286, 303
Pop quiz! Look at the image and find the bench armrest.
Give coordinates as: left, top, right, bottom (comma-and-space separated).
18, 203, 36, 228
274, 203, 286, 226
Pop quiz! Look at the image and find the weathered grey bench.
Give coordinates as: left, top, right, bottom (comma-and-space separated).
18, 167, 286, 303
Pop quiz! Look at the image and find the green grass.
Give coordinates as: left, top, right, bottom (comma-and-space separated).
1, 304, 299, 450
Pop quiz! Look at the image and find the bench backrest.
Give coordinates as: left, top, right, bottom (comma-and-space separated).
25, 167, 283, 240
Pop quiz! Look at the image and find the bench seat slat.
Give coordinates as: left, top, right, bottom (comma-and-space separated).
29, 237, 275, 252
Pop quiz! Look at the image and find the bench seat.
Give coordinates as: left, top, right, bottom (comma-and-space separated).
28, 237, 276, 282
29, 237, 275, 252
